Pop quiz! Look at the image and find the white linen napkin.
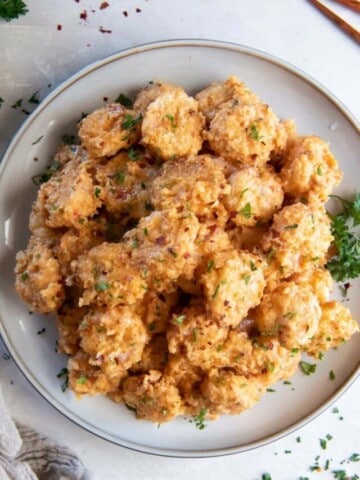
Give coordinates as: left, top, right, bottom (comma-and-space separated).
0, 384, 94, 480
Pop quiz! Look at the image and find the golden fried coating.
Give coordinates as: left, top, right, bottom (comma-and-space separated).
280, 136, 342, 202
195, 75, 260, 124
262, 202, 333, 278
201, 369, 266, 415
207, 102, 287, 167
74, 242, 147, 307
253, 281, 321, 349
121, 370, 183, 422
124, 209, 200, 293
201, 249, 266, 327
14, 75, 358, 426
15, 238, 64, 313
78, 306, 148, 378
306, 301, 359, 356
140, 85, 204, 161
95, 151, 157, 219
151, 154, 230, 218
79, 103, 141, 157
224, 166, 284, 227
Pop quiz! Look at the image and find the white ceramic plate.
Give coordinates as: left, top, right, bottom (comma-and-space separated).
0, 40, 359, 458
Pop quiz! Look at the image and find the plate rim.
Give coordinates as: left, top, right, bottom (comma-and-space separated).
0, 38, 359, 458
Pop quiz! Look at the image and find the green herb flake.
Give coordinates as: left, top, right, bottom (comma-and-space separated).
299, 361, 317, 376
290, 348, 299, 357
212, 279, 227, 299
143, 227, 149, 236
11, 98, 22, 109
249, 124, 262, 141
174, 314, 185, 325
243, 274, 251, 285
207, 259, 215, 273
148, 322, 156, 332
283, 380, 291, 385
165, 113, 176, 129
284, 312, 296, 319
192, 328, 198, 343
296, 436, 301, 443
28, 91, 40, 104
94, 187, 101, 198
316, 166, 323, 176
250, 260, 257, 271
193, 407, 207, 430
127, 146, 139, 161
20, 271, 29, 281
31, 161, 61, 185
261, 474, 272, 480
320, 438, 327, 450
326, 433, 333, 441
168, 248, 177, 257
266, 388, 276, 393
284, 223, 299, 230
113, 170, 125, 184
95, 281, 110, 292
122, 113, 142, 130
332, 470, 347, 480
61, 134, 76, 145
349, 453, 360, 462
76, 375, 87, 384
0, 97, 3, 108
284, 450, 291, 454
239, 188, 249, 198
318, 351, 324, 360
239, 202, 252, 219
31, 135, 43, 145
131, 237, 139, 249
0, 0, 28, 21
329, 370, 336, 380
161, 408, 168, 416
115, 93, 133, 108
56, 367, 69, 393
332, 407, 339, 414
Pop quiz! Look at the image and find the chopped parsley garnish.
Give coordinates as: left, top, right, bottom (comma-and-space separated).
131, 237, 139, 249
320, 438, 327, 449
32, 161, 61, 185
143, 227, 149, 236
192, 328, 198, 343
261, 474, 272, 480
11, 98, 22, 109
31, 135, 43, 145
61, 134, 76, 145
193, 408, 207, 430
168, 247, 177, 257
115, 93, 133, 108
20, 271, 29, 281
174, 314, 185, 325
243, 274, 251, 285
207, 259, 215, 273
239, 188, 248, 198
0, 0, 28, 21
250, 260, 257, 271
56, 367, 69, 392
326, 192, 360, 281
76, 375, 87, 384
165, 113, 176, 129
148, 322, 156, 332
318, 351, 324, 360
113, 170, 125, 184
266, 388, 276, 393
28, 91, 40, 104
284, 223, 298, 230
332, 407, 339, 414
299, 361, 317, 376
95, 281, 110, 292
37, 327, 46, 335
0, 97, 3, 108
127, 146, 139, 161
329, 370, 335, 380
284, 312, 296, 319
349, 453, 360, 462
332, 470, 347, 480
296, 436, 301, 443
122, 113, 142, 130
290, 348, 299, 357
239, 202, 252, 219
213, 279, 226, 299
249, 124, 262, 141
94, 187, 101, 198
316, 165, 323, 175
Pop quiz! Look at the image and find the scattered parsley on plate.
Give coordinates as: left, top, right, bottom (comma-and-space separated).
0, 0, 28, 21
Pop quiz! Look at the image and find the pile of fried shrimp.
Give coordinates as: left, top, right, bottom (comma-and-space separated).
15, 76, 359, 424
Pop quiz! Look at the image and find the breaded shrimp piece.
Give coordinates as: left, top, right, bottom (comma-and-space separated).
227, 223, 269, 252
201, 249, 266, 327
201, 369, 266, 415
124, 209, 200, 293
78, 103, 141, 157
280, 136, 342, 202
224, 166, 284, 227
57, 303, 88, 355
207, 101, 286, 167
195, 75, 260, 124
79, 306, 148, 378
121, 370, 183, 423
15, 238, 64, 314
167, 306, 229, 369
95, 151, 157, 219
133, 82, 174, 115
306, 301, 359, 357
253, 281, 321, 349
68, 350, 122, 395
39, 160, 101, 229
74, 242, 147, 307
262, 202, 333, 278
151, 154, 230, 218
130, 335, 168, 373
29, 193, 61, 246
195, 223, 233, 258
140, 86, 204, 161
290, 267, 333, 303
139, 290, 179, 335
233, 335, 300, 382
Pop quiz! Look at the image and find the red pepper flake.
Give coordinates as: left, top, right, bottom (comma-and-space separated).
57, 24, 62, 31
99, 26, 112, 33
80, 9, 88, 20
183, 252, 190, 259
155, 236, 166, 246
100, 1, 109, 9
123, 10, 128, 17
74, 0, 80, 2
136, 8, 142, 13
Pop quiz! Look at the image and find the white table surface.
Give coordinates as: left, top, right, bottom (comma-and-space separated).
0, 1, 359, 478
